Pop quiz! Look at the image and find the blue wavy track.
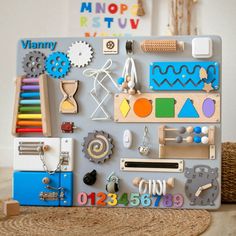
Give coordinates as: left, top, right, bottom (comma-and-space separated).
150, 62, 219, 91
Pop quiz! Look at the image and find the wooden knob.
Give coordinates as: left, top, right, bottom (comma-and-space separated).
42, 177, 50, 184
43, 145, 50, 152
166, 177, 175, 188
133, 177, 142, 187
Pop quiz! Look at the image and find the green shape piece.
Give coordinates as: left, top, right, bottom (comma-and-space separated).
155, 98, 175, 118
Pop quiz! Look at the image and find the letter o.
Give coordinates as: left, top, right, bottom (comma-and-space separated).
108, 3, 118, 14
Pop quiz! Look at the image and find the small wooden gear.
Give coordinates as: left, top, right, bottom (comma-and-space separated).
59, 80, 79, 113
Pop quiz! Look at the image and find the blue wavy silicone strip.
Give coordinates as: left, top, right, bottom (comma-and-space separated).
149, 61, 220, 91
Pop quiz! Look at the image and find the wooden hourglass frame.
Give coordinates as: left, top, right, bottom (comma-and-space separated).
59, 80, 79, 114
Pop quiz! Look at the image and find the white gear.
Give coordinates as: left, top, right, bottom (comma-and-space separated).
67, 41, 93, 68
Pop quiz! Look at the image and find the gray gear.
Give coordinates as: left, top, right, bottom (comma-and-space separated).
82, 131, 113, 163
23, 51, 46, 77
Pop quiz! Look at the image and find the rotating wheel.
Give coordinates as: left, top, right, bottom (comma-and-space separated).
82, 131, 114, 163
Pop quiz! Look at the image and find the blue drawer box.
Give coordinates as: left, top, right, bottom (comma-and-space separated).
13, 171, 73, 206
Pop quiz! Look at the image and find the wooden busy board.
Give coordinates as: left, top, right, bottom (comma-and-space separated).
12, 36, 222, 209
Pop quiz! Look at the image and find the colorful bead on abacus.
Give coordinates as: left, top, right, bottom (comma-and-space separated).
186, 136, 193, 143
201, 136, 209, 144
186, 126, 194, 134
193, 136, 201, 143
175, 136, 183, 143
178, 127, 186, 134
194, 126, 201, 134
201, 126, 209, 134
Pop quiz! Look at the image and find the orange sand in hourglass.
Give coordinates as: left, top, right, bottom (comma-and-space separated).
59, 80, 79, 113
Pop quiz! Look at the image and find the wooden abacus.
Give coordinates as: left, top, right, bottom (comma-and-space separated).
159, 125, 215, 159
12, 74, 51, 136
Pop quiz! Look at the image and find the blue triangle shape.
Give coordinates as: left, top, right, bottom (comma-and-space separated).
178, 98, 199, 118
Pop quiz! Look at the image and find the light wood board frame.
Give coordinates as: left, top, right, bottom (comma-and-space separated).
12, 76, 25, 136
114, 93, 220, 123
159, 144, 216, 159
39, 74, 51, 136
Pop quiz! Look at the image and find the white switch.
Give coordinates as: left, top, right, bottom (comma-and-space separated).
192, 37, 212, 58
123, 130, 132, 149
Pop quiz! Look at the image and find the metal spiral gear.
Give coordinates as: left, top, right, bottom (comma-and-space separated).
67, 41, 93, 68
82, 131, 113, 163
46, 52, 70, 78
22, 51, 46, 77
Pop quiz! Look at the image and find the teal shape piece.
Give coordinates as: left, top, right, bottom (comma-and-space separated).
178, 98, 199, 118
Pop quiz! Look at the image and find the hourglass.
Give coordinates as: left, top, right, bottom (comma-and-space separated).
59, 80, 79, 113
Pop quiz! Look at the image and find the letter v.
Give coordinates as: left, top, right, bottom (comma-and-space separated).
21, 40, 29, 49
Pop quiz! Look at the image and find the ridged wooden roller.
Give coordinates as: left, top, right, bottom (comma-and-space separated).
140, 40, 184, 53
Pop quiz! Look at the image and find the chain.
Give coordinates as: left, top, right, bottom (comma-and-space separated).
40, 153, 64, 175
142, 126, 151, 147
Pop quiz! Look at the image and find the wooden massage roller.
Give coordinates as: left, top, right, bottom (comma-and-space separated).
140, 40, 184, 53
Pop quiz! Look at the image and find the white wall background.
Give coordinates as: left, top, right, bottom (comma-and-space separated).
0, 0, 235, 167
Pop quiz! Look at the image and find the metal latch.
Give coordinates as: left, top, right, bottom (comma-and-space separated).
39, 191, 58, 200
19, 142, 44, 155
60, 152, 69, 165
39, 185, 65, 201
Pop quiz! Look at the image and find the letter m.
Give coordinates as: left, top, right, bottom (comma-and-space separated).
80, 2, 92, 13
